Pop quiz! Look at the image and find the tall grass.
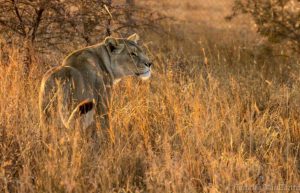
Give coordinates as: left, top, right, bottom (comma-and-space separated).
1, 28, 300, 192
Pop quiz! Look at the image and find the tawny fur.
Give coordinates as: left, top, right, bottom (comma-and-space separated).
39, 34, 152, 131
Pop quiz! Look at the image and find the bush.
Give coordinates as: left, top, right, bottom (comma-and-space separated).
227, 0, 300, 53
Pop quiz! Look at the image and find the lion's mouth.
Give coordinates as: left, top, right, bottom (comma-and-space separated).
135, 70, 151, 80
135, 70, 150, 76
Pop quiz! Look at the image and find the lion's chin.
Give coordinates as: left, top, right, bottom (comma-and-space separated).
138, 70, 151, 80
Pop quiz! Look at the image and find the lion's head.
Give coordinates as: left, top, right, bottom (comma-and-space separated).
104, 34, 153, 81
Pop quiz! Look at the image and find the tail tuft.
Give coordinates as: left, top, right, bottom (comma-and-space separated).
79, 100, 94, 115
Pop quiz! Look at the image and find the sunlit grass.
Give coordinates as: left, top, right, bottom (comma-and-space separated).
1, 28, 300, 192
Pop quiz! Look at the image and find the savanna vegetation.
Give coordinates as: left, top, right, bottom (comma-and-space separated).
1, 0, 300, 192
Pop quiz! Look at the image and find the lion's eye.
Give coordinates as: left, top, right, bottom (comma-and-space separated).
130, 52, 137, 57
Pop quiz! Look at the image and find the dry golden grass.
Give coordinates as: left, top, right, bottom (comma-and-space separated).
1, 1, 300, 192
1, 30, 300, 192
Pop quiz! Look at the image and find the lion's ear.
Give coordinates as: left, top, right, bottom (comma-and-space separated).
105, 37, 124, 54
127, 33, 139, 43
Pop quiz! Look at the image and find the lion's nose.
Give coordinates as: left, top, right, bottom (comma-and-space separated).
145, 62, 153, 67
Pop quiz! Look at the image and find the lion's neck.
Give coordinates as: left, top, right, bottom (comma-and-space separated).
95, 45, 115, 86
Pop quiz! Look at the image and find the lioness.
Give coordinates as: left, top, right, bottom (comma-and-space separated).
39, 34, 152, 134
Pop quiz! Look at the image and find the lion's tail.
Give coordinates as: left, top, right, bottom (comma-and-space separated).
66, 99, 95, 129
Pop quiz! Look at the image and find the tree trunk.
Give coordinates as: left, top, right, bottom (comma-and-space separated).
22, 38, 33, 76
